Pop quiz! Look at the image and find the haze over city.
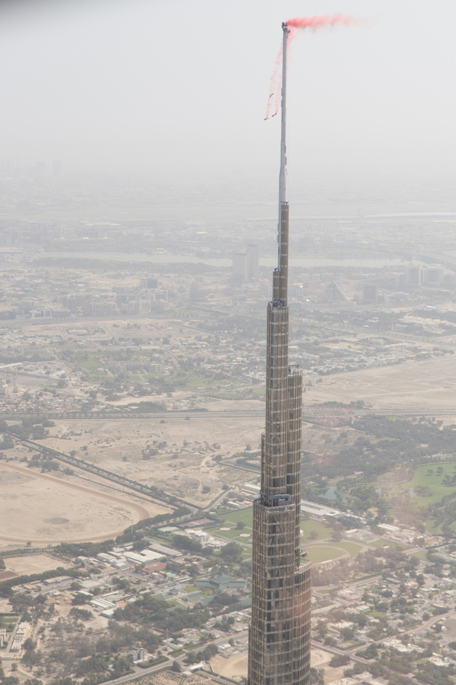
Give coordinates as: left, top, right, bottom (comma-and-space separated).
0, 0, 455, 211
2, 3, 456, 685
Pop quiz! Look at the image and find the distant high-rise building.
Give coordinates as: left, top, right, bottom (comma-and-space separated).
52, 160, 62, 176
322, 280, 347, 304
248, 23, 311, 685
422, 267, 444, 285
362, 282, 378, 304
140, 277, 158, 290
406, 265, 422, 287
232, 252, 248, 282
247, 244, 260, 279
189, 280, 206, 301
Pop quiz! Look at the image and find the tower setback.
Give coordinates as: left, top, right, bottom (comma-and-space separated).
248, 23, 312, 685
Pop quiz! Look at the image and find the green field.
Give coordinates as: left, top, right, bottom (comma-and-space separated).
300, 520, 333, 542
410, 550, 428, 561
217, 507, 253, 527
331, 540, 363, 557
368, 539, 404, 549
400, 463, 456, 506
207, 525, 252, 542
304, 546, 346, 564
214, 507, 365, 563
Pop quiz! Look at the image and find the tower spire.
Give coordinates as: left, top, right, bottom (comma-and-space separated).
248, 21, 312, 685
273, 22, 290, 306
279, 22, 289, 208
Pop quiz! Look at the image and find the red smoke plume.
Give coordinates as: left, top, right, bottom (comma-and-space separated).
286, 14, 358, 30
265, 15, 359, 120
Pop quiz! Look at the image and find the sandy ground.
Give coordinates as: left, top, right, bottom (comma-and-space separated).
307, 354, 456, 410
4, 554, 70, 575
324, 666, 347, 684
41, 415, 263, 506
210, 648, 332, 681
311, 648, 332, 667
0, 461, 169, 546
211, 652, 248, 681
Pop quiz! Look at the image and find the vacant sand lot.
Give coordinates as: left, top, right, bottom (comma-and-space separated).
211, 652, 248, 681
307, 354, 456, 411
41, 415, 263, 506
0, 462, 169, 546
311, 648, 332, 667
5, 554, 70, 575
211, 648, 332, 681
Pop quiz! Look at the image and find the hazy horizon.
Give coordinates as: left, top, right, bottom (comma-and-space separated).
1, 0, 455, 209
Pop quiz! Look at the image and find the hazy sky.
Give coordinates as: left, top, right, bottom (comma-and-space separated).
1, 0, 456, 196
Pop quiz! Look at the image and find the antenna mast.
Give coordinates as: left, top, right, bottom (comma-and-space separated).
279, 22, 289, 206
274, 22, 290, 305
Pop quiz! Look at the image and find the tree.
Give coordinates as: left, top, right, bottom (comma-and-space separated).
71, 592, 88, 605
69, 608, 92, 621
329, 655, 350, 667
220, 542, 243, 563
309, 530, 319, 540
340, 627, 355, 641
172, 534, 203, 554
236, 522, 245, 530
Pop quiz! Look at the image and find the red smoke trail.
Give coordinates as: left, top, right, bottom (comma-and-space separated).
265, 44, 283, 120
265, 15, 359, 120
286, 14, 359, 30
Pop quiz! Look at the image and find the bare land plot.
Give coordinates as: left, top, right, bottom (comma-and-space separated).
311, 648, 332, 667
4, 554, 70, 575
211, 652, 248, 681
211, 648, 332, 681
306, 354, 456, 410
41, 416, 263, 506
0, 462, 168, 547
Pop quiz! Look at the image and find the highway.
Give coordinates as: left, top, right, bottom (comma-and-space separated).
3, 407, 456, 422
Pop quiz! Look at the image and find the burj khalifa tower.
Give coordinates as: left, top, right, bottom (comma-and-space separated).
248, 22, 312, 685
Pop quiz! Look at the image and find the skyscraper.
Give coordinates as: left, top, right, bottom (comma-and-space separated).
248, 23, 312, 685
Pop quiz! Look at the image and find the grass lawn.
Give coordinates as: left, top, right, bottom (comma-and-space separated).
78, 356, 101, 371
332, 540, 363, 557
399, 463, 456, 507
410, 550, 428, 561
425, 518, 441, 534
368, 539, 403, 549
304, 546, 346, 564
206, 525, 251, 541
300, 520, 333, 542
217, 507, 253, 528
371, 611, 387, 619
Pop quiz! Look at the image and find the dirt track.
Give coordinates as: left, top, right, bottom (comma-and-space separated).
0, 462, 168, 545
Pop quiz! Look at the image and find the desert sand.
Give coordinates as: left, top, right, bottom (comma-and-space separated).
0, 462, 169, 546
307, 353, 456, 411
210, 648, 332, 681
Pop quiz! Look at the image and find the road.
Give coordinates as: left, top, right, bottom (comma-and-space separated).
3, 618, 22, 657
96, 630, 249, 685
4, 407, 456, 421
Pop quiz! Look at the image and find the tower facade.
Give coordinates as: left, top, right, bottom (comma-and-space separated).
248, 23, 311, 685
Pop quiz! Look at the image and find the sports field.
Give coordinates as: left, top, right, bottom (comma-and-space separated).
400, 463, 456, 506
